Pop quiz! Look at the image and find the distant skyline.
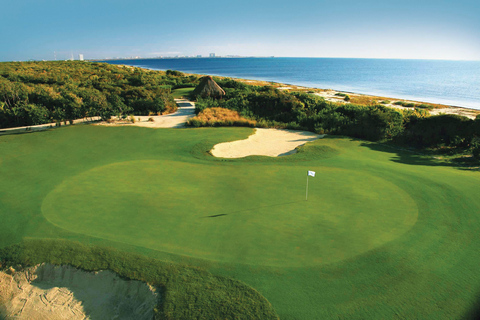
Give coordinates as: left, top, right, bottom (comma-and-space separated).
1, 0, 479, 62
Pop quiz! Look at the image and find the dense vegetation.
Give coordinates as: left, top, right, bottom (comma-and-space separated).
0, 61, 200, 128
2, 62, 478, 158
0, 239, 278, 320
195, 78, 480, 158
187, 107, 256, 127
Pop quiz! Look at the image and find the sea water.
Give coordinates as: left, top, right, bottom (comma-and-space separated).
103, 58, 480, 110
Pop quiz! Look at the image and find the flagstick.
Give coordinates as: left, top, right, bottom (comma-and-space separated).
306, 175, 309, 201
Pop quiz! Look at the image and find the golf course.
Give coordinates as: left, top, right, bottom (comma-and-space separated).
1, 123, 480, 319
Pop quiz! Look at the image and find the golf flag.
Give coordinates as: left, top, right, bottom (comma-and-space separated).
306, 170, 315, 200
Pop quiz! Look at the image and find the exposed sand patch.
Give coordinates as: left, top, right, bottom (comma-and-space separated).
0, 263, 158, 320
98, 99, 195, 128
211, 128, 321, 158
313, 91, 480, 119
314, 90, 348, 103
430, 107, 479, 120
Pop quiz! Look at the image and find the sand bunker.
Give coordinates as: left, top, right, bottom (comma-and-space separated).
211, 128, 321, 158
0, 263, 158, 320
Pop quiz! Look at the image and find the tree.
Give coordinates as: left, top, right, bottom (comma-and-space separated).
60, 91, 83, 122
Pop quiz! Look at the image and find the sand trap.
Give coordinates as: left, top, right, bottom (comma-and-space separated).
211, 128, 321, 158
0, 263, 158, 320
98, 99, 195, 128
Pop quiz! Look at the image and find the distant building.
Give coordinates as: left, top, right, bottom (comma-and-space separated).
197, 55, 202, 58
209, 53, 215, 58
78, 54, 84, 61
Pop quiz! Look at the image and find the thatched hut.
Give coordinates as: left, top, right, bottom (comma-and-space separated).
192, 76, 225, 99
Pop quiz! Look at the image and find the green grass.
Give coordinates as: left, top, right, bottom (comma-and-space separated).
172, 87, 194, 99
1, 125, 480, 319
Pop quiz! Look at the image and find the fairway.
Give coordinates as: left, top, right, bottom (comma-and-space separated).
1, 125, 480, 319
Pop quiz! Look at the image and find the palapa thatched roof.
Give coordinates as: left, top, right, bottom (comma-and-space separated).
192, 76, 225, 99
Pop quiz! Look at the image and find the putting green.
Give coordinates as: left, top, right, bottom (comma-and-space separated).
42, 159, 417, 267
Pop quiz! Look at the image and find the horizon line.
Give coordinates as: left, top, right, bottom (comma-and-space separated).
2, 56, 479, 63
93, 56, 480, 62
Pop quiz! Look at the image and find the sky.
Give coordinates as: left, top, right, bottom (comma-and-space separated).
1, 0, 479, 61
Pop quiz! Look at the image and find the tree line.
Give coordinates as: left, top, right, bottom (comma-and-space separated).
1, 62, 478, 159
0, 61, 197, 128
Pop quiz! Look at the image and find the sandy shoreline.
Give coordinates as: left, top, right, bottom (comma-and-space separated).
211, 128, 322, 158
116, 65, 480, 119
222, 74, 480, 119
309, 90, 480, 120
209, 77, 480, 120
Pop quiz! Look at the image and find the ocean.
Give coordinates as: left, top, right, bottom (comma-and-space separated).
103, 58, 480, 110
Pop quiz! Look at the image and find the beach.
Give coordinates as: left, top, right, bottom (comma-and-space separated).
103, 57, 480, 112
111, 61, 480, 120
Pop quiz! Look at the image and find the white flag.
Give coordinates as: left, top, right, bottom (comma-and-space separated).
308, 170, 315, 177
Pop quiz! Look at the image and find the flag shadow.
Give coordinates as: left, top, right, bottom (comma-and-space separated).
201, 200, 304, 218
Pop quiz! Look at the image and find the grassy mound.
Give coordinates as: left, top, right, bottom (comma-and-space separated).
0, 239, 279, 320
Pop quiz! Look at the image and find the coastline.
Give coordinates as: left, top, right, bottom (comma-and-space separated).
118, 64, 480, 120
235, 78, 480, 119
104, 58, 480, 113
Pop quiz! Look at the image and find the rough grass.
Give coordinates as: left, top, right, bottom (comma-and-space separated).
393, 100, 443, 110
348, 95, 443, 109
1, 125, 480, 319
187, 107, 256, 127
348, 95, 380, 105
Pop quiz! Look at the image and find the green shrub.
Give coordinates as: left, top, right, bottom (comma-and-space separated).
165, 69, 184, 77
473, 146, 480, 159
394, 101, 420, 108
416, 104, 434, 110
0, 61, 182, 128
401, 114, 472, 148
471, 136, 480, 159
